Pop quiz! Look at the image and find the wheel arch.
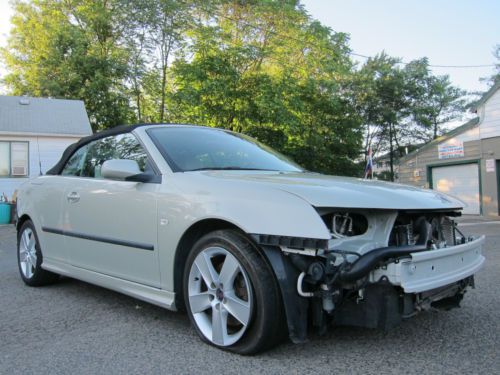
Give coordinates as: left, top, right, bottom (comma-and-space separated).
173, 218, 243, 309
16, 214, 32, 232
174, 218, 306, 344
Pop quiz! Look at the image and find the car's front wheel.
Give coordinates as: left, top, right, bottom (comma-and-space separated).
17, 220, 59, 286
183, 229, 285, 354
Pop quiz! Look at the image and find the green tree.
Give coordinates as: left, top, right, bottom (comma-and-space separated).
493, 44, 500, 84
357, 53, 409, 181
1, 0, 131, 130
404, 58, 466, 141
170, 0, 362, 175
2, 0, 469, 179
481, 44, 500, 85
357, 55, 466, 180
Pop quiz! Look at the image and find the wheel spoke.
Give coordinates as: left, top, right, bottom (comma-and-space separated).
28, 236, 36, 252
21, 231, 30, 250
189, 292, 212, 314
19, 249, 28, 262
219, 253, 240, 288
24, 260, 31, 278
224, 293, 251, 326
212, 305, 228, 346
194, 253, 218, 288
31, 253, 37, 266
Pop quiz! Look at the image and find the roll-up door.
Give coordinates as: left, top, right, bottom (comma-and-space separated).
431, 163, 480, 215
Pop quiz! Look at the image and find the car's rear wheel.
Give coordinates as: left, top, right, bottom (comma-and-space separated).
183, 229, 285, 354
17, 220, 59, 286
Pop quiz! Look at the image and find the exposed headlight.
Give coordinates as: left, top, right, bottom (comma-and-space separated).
320, 212, 369, 238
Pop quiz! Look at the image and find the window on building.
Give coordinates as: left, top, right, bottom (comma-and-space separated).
0, 142, 9, 176
0, 141, 29, 177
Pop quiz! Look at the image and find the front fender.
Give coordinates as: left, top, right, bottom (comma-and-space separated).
189, 189, 331, 240
158, 176, 331, 291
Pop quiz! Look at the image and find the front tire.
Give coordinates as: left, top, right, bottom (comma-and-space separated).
17, 220, 59, 286
183, 230, 285, 354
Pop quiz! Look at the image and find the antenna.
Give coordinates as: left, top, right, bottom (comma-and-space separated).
36, 136, 42, 175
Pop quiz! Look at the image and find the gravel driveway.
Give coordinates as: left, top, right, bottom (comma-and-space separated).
0, 223, 499, 374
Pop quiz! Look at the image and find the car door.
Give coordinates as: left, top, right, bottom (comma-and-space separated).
59, 133, 161, 287
29, 175, 71, 263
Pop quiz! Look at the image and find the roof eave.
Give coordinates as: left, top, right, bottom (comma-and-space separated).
471, 81, 500, 111
398, 117, 480, 163
0, 131, 90, 138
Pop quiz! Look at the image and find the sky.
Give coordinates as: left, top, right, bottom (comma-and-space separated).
0, 0, 12, 93
0, 0, 498, 93
301, 0, 499, 93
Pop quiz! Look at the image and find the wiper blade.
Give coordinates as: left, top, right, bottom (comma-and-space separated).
187, 167, 279, 171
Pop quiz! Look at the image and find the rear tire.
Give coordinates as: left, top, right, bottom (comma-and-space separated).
183, 229, 285, 354
17, 220, 59, 286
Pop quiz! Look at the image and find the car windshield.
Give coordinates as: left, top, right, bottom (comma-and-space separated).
147, 127, 303, 172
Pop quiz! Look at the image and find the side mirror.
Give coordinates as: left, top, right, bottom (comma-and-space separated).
101, 159, 153, 182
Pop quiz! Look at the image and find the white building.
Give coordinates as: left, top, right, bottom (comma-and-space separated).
0, 96, 92, 199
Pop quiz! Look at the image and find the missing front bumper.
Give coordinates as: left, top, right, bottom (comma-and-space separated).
369, 235, 485, 293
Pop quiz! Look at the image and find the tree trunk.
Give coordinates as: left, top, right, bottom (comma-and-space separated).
160, 63, 167, 122
159, 31, 173, 123
136, 89, 142, 122
389, 123, 394, 182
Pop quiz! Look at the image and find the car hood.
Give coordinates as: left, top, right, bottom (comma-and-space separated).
196, 171, 464, 210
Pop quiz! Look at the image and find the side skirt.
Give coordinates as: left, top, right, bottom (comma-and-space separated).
42, 258, 177, 311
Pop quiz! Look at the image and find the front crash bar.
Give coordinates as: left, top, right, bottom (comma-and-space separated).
370, 236, 485, 293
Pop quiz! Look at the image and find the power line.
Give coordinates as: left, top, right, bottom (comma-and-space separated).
213, 11, 496, 70
350, 51, 495, 68
420, 64, 495, 69
172, 11, 481, 104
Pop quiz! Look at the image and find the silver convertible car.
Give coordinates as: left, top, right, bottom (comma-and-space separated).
16, 124, 485, 354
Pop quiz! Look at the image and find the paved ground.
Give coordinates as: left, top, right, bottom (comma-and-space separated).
0, 222, 499, 375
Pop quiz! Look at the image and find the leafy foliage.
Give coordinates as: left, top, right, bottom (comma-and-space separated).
1, 0, 468, 177
169, 1, 362, 175
2, 0, 132, 130
356, 54, 467, 180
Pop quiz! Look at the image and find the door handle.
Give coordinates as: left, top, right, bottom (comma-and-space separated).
67, 192, 80, 203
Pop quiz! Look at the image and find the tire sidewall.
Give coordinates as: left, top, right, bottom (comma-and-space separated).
17, 220, 44, 286
183, 230, 282, 354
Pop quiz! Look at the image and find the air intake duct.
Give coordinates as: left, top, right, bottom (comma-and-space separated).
338, 244, 429, 282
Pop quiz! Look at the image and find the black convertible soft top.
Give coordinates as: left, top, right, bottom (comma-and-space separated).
46, 123, 166, 175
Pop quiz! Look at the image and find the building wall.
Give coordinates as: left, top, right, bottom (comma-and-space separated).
478, 137, 500, 217
398, 134, 500, 217
478, 88, 500, 139
397, 138, 481, 189
397, 87, 500, 216
472, 88, 500, 216
0, 135, 81, 199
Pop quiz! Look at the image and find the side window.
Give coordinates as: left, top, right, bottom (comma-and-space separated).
79, 134, 149, 178
61, 145, 89, 176
114, 133, 148, 171
81, 137, 115, 178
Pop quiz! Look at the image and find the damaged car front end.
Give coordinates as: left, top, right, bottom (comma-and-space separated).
253, 209, 485, 343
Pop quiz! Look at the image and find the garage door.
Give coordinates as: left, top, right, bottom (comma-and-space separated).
431, 163, 480, 215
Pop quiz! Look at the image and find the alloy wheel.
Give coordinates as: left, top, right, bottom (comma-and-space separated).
19, 227, 37, 279
187, 246, 253, 346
